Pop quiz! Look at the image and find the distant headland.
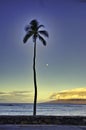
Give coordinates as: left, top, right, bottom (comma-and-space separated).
45, 99, 86, 104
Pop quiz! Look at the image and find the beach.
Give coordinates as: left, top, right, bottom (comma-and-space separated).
0, 116, 86, 125
0, 116, 86, 130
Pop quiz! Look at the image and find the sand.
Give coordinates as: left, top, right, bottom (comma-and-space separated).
0, 116, 86, 130
0, 116, 86, 125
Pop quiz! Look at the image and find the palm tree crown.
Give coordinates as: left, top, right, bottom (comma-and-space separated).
23, 19, 49, 45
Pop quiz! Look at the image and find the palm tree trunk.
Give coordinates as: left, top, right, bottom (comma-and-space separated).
33, 40, 37, 116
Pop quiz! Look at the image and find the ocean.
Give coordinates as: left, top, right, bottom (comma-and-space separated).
0, 103, 86, 116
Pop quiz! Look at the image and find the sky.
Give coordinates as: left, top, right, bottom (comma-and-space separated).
0, 0, 86, 103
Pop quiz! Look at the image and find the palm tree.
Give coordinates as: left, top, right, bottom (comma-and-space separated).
23, 19, 49, 116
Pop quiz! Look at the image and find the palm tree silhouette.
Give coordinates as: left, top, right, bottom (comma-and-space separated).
23, 19, 49, 116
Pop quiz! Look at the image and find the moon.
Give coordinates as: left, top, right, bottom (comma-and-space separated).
46, 64, 48, 67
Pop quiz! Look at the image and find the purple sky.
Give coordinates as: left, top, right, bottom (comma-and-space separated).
0, 0, 86, 102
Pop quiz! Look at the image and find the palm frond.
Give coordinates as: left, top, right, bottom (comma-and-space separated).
38, 25, 44, 29
25, 25, 30, 32
39, 30, 49, 37
23, 31, 33, 43
38, 35, 47, 46
23, 19, 49, 45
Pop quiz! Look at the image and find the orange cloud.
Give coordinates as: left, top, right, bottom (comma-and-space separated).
50, 88, 86, 100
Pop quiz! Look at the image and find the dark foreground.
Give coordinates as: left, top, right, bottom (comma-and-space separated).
0, 116, 86, 125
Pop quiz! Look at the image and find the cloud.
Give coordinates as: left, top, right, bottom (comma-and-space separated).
0, 90, 33, 103
10, 91, 32, 97
0, 92, 7, 95
49, 88, 86, 100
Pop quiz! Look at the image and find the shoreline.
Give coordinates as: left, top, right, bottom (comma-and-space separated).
0, 115, 86, 125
